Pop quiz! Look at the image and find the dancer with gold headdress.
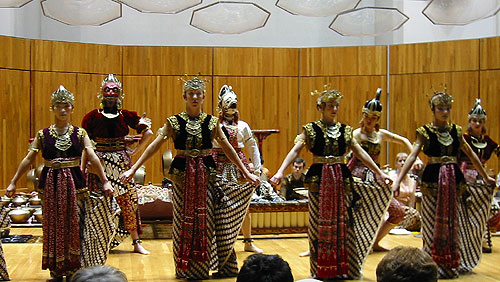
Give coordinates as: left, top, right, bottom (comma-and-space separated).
120, 77, 259, 280
212, 85, 264, 254
5, 86, 114, 282
348, 88, 423, 251
270, 86, 393, 280
392, 90, 495, 278
458, 99, 500, 253
82, 74, 153, 255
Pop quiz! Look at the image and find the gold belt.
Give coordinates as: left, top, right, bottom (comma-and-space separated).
427, 156, 457, 164
176, 149, 212, 157
44, 159, 80, 169
313, 155, 344, 164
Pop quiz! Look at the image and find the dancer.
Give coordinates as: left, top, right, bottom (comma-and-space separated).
212, 85, 263, 254
392, 90, 495, 278
120, 76, 259, 280
349, 88, 422, 251
459, 99, 500, 253
5, 86, 114, 282
82, 74, 152, 255
270, 86, 393, 280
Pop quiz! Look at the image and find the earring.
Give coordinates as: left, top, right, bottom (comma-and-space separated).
99, 102, 104, 109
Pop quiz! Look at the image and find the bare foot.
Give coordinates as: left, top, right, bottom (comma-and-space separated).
134, 243, 151, 255
244, 242, 264, 253
372, 244, 389, 252
299, 250, 310, 257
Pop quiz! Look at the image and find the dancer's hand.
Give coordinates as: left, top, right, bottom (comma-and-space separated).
102, 181, 114, 197
269, 172, 283, 186
120, 168, 136, 184
485, 175, 496, 186
245, 172, 260, 186
5, 184, 16, 198
380, 172, 393, 186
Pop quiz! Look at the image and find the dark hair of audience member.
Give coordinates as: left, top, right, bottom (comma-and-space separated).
294, 158, 306, 166
71, 265, 127, 282
237, 254, 294, 282
376, 246, 437, 282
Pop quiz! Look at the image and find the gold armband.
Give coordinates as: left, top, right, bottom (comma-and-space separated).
157, 129, 168, 140
28, 142, 39, 152
294, 134, 305, 145
216, 135, 228, 142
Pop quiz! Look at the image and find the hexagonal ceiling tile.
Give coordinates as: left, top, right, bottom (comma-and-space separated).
330, 7, 409, 36
118, 0, 201, 14
276, 0, 361, 17
41, 0, 122, 26
0, 0, 32, 8
423, 0, 500, 25
190, 2, 270, 34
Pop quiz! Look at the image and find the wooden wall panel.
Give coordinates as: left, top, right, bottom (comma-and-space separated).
123, 46, 212, 76
389, 71, 480, 167
211, 76, 299, 176
0, 35, 30, 70
298, 76, 388, 166
300, 46, 387, 76
480, 37, 500, 70
122, 75, 214, 184
213, 48, 299, 76
31, 40, 122, 74
0, 69, 31, 188
479, 70, 500, 173
390, 39, 479, 74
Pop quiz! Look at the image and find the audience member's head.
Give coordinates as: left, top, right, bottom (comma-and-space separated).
237, 254, 293, 282
292, 158, 306, 176
376, 246, 437, 282
71, 265, 127, 282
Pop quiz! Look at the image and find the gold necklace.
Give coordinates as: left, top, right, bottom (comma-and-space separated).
49, 124, 74, 151
431, 123, 453, 146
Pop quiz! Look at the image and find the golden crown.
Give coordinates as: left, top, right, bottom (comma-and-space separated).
51, 85, 74, 106
311, 84, 343, 105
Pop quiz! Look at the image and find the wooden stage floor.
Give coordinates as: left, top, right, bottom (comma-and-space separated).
3, 228, 500, 281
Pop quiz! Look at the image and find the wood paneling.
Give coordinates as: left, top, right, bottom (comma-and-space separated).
390, 39, 479, 74
300, 46, 387, 76
0, 69, 31, 188
389, 72, 480, 166
0, 35, 30, 70
122, 75, 214, 184
31, 40, 122, 74
480, 37, 500, 70
479, 70, 500, 173
123, 46, 212, 76
213, 48, 299, 76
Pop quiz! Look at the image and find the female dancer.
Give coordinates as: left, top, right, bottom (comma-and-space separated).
349, 89, 422, 251
392, 91, 495, 278
212, 85, 263, 253
459, 99, 499, 253
270, 87, 392, 280
120, 77, 259, 280
5, 86, 113, 282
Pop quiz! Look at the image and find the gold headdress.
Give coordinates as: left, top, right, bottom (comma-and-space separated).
428, 86, 453, 107
51, 85, 74, 106
311, 84, 343, 106
468, 98, 487, 120
362, 88, 383, 117
179, 75, 207, 93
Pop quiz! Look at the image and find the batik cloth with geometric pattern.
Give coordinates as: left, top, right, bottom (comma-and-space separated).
0, 202, 10, 281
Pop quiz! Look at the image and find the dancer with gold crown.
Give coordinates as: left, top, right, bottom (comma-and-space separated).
348, 88, 423, 251
270, 86, 393, 280
82, 74, 153, 255
392, 90, 495, 278
5, 86, 114, 282
212, 85, 263, 254
120, 76, 259, 280
458, 99, 500, 253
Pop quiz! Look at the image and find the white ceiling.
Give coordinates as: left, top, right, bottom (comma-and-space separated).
0, 0, 499, 47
